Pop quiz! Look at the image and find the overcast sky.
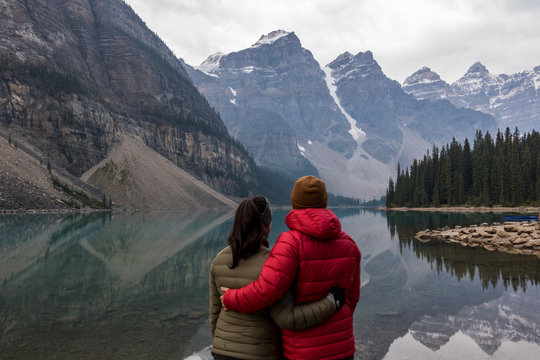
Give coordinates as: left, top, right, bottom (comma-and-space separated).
125, 0, 540, 84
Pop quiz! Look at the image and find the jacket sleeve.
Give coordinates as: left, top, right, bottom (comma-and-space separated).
209, 264, 221, 338
269, 291, 335, 330
346, 245, 361, 313
223, 232, 299, 313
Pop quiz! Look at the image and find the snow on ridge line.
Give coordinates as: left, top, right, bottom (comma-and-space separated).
322, 66, 366, 141
196, 52, 224, 75
252, 30, 291, 47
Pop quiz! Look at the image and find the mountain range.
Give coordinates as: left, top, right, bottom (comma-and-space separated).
1, 0, 536, 206
184, 30, 498, 199
403, 63, 540, 133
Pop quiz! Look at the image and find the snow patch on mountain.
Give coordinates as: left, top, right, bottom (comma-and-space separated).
196, 53, 223, 76
229, 87, 237, 105
322, 66, 365, 141
251, 30, 291, 47
241, 66, 255, 73
533, 69, 540, 91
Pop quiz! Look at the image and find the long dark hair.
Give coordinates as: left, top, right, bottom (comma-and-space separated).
228, 196, 271, 269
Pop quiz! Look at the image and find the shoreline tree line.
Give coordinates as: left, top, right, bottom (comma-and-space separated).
386, 128, 540, 207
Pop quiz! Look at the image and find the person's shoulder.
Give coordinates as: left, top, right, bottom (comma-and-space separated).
259, 246, 271, 256
211, 246, 231, 266
337, 231, 360, 250
273, 230, 301, 250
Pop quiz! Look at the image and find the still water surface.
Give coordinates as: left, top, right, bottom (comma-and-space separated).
1, 209, 540, 359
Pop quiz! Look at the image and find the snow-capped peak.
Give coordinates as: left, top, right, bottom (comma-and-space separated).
464, 62, 489, 77
196, 52, 224, 75
403, 66, 444, 86
251, 30, 291, 47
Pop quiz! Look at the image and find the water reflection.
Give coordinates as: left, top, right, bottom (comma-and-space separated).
386, 210, 540, 291
380, 210, 540, 360
0, 211, 233, 359
1, 209, 540, 360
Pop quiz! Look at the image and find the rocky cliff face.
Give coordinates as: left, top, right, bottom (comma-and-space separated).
184, 30, 354, 177
183, 60, 311, 174
0, 0, 253, 196
403, 62, 540, 133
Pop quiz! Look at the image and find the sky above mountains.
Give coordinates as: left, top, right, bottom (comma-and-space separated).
125, 0, 540, 84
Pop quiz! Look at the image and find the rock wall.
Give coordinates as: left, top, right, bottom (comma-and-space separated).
0, 0, 254, 196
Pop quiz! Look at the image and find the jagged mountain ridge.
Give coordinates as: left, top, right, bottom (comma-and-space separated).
0, 0, 254, 203
184, 30, 356, 178
186, 31, 497, 198
328, 52, 495, 161
403, 62, 540, 133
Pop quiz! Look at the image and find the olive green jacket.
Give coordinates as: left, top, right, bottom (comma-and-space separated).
209, 246, 335, 360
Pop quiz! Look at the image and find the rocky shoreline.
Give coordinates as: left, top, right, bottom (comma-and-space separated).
416, 221, 540, 258
0, 208, 112, 215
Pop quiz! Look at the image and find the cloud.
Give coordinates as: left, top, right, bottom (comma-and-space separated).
125, 0, 540, 83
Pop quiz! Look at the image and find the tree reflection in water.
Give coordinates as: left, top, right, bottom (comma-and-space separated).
386, 210, 540, 292
2, 210, 540, 360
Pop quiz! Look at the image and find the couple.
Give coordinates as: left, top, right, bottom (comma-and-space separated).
209, 175, 361, 360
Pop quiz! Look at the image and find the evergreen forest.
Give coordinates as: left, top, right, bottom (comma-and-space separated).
386, 128, 540, 207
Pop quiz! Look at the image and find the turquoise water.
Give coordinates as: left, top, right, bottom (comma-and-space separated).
1, 210, 540, 359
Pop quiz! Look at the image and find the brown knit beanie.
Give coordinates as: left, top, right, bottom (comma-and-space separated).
290, 175, 328, 209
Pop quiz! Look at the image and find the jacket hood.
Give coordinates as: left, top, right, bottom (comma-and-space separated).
285, 208, 341, 239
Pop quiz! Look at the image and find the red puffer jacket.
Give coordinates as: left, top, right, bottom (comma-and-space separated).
223, 208, 361, 360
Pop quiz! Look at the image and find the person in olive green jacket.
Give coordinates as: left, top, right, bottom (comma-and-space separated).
209, 196, 342, 360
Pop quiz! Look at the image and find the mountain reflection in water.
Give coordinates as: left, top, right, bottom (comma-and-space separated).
0, 211, 234, 359
1, 209, 540, 360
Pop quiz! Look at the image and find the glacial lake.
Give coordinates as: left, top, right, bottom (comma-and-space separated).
1, 209, 540, 360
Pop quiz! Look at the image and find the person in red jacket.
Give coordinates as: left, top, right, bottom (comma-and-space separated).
222, 175, 361, 360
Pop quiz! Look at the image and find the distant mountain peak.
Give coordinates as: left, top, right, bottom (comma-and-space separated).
354, 50, 374, 62
403, 66, 444, 86
465, 61, 489, 76
196, 52, 224, 75
328, 50, 377, 71
251, 30, 296, 47
417, 66, 432, 74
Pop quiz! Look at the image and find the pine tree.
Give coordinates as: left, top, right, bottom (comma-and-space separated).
536, 155, 540, 203
509, 132, 524, 205
462, 138, 472, 202
386, 177, 395, 207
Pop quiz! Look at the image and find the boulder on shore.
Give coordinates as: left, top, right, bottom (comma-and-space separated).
415, 221, 540, 258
